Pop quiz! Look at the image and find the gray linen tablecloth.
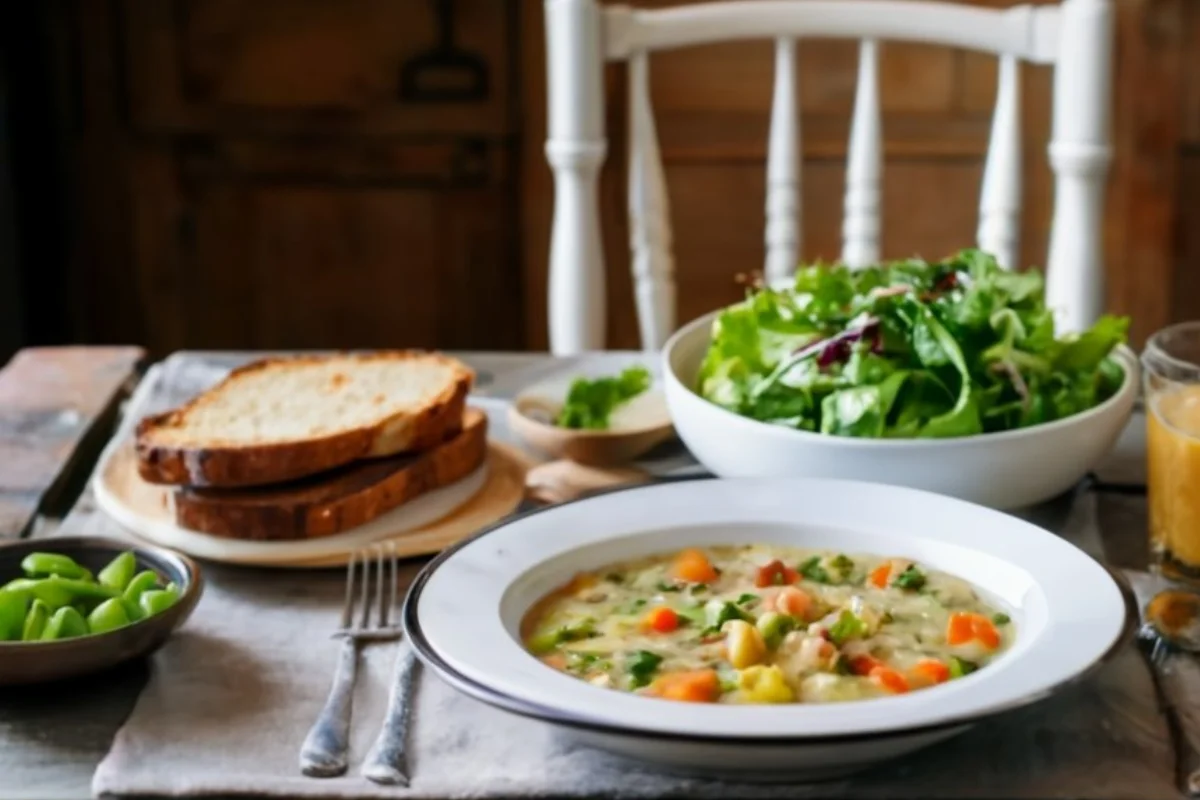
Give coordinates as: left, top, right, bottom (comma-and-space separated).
10, 352, 1183, 799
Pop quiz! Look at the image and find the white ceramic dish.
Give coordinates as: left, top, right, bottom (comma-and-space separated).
662, 311, 1139, 509
405, 478, 1133, 779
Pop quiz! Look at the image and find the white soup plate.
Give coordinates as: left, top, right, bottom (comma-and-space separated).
404, 478, 1133, 780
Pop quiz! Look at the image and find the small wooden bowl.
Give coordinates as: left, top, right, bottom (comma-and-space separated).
507, 389, 675, 468
0, 536, 203, 685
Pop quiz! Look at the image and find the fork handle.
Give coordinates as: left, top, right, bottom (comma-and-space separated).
299, 637, 359, 777
362, 647, 420, 786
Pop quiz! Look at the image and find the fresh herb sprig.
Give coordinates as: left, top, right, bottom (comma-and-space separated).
557, 366, 651, 430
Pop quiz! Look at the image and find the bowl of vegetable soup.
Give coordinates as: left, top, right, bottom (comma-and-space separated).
662, 253, 1138, 509
404, 478, 1133, 779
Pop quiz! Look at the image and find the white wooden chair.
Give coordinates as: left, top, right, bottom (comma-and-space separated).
543, 0, 1112, 353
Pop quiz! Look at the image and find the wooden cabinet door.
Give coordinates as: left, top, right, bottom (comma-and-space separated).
122, 0, 517, 136
130, 138, 522, 354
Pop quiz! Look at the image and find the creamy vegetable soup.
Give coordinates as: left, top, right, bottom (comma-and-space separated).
521, 545, 1012, 704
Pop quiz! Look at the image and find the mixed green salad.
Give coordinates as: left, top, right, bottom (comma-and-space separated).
697, 250, 1129, 439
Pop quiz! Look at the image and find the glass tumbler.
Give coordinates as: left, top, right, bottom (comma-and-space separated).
1144, 322, 1200, 583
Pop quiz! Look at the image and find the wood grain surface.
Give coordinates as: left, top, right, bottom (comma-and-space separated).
0, 347, 143, 538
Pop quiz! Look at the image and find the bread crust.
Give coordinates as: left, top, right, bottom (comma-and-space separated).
172, 408, 488, 540
135, 352, 473, 488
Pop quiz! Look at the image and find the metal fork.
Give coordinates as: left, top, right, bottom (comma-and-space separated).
299, 546, 401, 778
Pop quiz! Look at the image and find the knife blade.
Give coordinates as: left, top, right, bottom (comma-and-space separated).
1123, 569, 1200, 797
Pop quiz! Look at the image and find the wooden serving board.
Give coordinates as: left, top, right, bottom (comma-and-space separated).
94, 438, 533, 568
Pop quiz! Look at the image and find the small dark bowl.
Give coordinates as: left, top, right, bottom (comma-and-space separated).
0, 536, 203, 685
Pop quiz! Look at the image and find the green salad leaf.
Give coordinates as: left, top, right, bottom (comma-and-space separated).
557, 366, 651, 430
697, 250, 1129, 438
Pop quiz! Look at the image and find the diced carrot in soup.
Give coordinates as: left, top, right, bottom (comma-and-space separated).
541, 653, 568, 670
672, 548, 719, 583
971, 616, 1001, 650
868, 564, 891, 589
946, 612, 976, 645
755, 559, 799, 588
849, 655, 883, 676
911, 658, 951, 685
652, 670, 721, 703
643, 606, 680, 633
869, 666, 910, 694
947, 612, 1001, 649
775, 586, 813, 620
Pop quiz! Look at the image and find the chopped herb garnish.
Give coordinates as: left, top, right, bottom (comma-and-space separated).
735, 593, 760, 608
565, 651, 604, 673
992, 612, 1011, 625
880, 611, 894, 624
604, 573, 624, 585
677, 604, 707, 628
689, 583, 709, 595
891, 565, 927, 591
756, 612, 796, 649
557, 366, 651, 430
828, 609, 868, 644
626, 650, 663, 688
949, 656, 978, 679
834, 655, 854, 675
703, 599, 753, 632
798, 556, 831, 584
527, 619, 597, 653
617, 598, 648, 615
655, 581, 682, 593
831, 554, 855, 573
716, 664, 740, 693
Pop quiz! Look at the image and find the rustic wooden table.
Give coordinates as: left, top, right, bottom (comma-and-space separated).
0, 348, 1159, 800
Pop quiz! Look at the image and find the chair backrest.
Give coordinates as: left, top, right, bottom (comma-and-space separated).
543, 0, 1112, 354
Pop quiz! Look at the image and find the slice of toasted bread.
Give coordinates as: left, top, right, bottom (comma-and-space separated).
172, 408, 488, 540
136, 352, 473, 488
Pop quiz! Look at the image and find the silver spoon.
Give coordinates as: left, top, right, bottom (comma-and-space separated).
1140, 588, 1200, 796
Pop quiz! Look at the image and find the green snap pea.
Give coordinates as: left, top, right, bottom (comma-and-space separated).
20, 552, 91, 581
4, 577, 117, 609
22, 600, 50, 641
41, 606, 89, 641
122, 571, 161, 606
87, 598, 132, 635
121, 597, 145, 622
0, 590, 29, 641
3, 578, 73, 608
98, 552, 137, 592
138, 588, 179, 618
3, 551, 180, 638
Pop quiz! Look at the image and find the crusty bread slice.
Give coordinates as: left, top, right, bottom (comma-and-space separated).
172, 408, 488, 540
136, 352, 473, 488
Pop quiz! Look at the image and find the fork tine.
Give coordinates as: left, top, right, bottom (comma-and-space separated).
358, 548, 373, 629
375, 545, 389, 628
339, 551, 358, 630
389, 542, 399, 620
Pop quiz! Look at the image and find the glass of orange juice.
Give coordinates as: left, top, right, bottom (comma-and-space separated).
1145, 322, 1200, 582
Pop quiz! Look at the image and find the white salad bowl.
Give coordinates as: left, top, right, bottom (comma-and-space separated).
663, 311, 1139, 509
404, 479, 1133, 780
